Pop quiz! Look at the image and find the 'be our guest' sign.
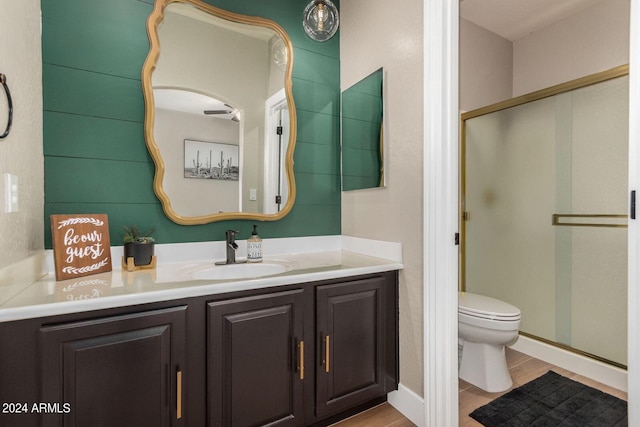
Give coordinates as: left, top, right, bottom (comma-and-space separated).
50, 214, 112, 281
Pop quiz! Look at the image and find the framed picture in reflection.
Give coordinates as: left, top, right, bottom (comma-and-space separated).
184, 139, 239, 181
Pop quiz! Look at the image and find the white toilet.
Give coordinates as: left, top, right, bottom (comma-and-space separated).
458, 292, 521, 392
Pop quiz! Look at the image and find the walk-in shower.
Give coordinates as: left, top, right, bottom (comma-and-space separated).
461, 65, 629, 368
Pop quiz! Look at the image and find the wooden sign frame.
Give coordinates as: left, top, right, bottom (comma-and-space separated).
50, 214, 112, 281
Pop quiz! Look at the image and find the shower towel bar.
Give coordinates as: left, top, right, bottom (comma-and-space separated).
552, 214, 628, 228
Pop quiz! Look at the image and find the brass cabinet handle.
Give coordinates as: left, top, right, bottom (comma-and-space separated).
324, 335, 330, 373
177, 370, 183, 419
298, 341, 305, 380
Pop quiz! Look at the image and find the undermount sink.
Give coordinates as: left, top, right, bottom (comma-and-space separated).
191, 262, 288, 281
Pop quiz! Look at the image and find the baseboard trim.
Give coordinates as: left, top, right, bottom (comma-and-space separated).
510, 334, 627, 392
387, 384, 424, 426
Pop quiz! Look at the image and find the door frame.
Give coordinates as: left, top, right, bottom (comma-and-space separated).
422, 0, 459, 426
424, 0, 640, 425
627, 0, 640, 424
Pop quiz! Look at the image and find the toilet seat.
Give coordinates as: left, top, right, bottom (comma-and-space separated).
459, 292, 520, 321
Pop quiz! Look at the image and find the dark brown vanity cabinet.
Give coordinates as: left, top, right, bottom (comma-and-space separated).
0, 271, 397, 427
39, 306, 187, 427
205, 272, 398, 426
206, 289, 306, 427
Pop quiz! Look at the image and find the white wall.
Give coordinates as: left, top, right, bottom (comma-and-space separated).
459, 19, 513, 111
461, 0, 629, 108
340, 0, 424, 396
0, 0, 44, 281
154, 108, 241, 216
513, 0, 630, 96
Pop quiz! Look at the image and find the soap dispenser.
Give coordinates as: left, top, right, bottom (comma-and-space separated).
247, 224, 263, 263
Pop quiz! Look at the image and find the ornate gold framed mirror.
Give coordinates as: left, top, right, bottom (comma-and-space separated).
142, 0, 296, 225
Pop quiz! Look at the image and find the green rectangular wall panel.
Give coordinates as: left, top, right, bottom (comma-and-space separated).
43, 64, 144, 122
294, 173, 341, 206
45, 157, 157, 205
292, 78, 340, 117
44, 201, 340, 249
294, 141, 340, 176
296, 110, 340, 146
292, 49, 340, 88
42, 0, 152, 79
44, 111, 150, 163
42, 0, 341, 248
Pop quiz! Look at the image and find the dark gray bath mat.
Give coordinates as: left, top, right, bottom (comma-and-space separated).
469, 370, 627, 426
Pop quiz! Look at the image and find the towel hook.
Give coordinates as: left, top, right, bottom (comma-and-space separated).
0, 73, 13, 139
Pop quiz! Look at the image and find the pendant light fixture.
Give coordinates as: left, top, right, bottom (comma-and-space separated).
302, 0, 339, 42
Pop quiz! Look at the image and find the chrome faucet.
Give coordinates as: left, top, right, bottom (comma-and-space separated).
216, 230, 246, 265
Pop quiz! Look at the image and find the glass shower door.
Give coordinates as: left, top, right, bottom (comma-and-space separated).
462, 69, 629, 367
552, 74, 628, 366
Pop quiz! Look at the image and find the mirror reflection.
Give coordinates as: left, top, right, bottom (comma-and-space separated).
143, 0, 296, 224
341, 68, 384, 191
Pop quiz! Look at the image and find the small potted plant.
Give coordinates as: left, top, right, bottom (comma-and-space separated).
123, 225, 156, 267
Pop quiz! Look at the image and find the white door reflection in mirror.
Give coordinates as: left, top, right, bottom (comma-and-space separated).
264, 89, 290, 214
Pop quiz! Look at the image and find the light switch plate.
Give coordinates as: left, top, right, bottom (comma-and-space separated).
4, 173, 18, 213
249, 188, 257, 201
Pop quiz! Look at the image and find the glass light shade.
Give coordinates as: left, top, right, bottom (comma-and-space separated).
303, 0, 339, 42
271, 37, 288, 71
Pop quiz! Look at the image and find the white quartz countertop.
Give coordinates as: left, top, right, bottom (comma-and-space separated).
0, 250, 403, 322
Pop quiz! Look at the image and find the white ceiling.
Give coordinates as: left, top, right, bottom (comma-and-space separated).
154, 88, 238, 120
460, 0, 606, 41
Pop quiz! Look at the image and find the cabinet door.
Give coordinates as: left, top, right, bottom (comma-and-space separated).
40, 306, 187, 427
207, 289, 305, 427
315, 277, 386, 417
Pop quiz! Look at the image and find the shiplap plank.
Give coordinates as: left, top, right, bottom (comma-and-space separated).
44, 111, 149, 162
45, 157, 156, 204
292, 48, 341, 87
293, 78, 340, 116
294, 141, 341, 176
44, 202, 341, 248
296, 110, 340, 146
294, 173, 341, 206
42, 0, 151, 78
43, 64, 144, 122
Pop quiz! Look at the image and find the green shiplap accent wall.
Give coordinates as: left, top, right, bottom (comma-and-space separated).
42, 0, 341, 247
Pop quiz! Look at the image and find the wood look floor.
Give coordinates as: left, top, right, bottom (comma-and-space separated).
331, 403, 415, 427
332, 348, 627, 427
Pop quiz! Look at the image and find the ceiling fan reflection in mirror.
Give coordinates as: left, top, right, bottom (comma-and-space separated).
204, 104, 240, 122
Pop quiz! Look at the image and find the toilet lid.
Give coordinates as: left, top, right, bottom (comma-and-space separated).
459, 292, 521, 320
